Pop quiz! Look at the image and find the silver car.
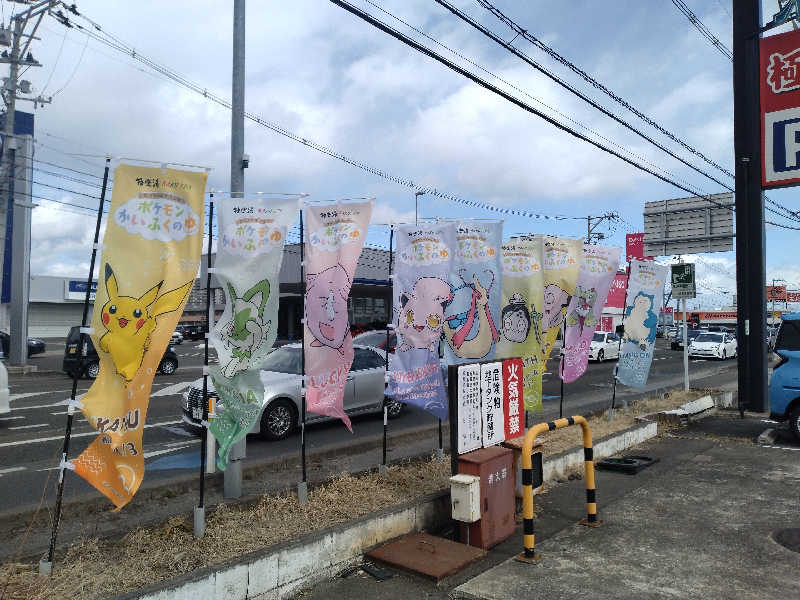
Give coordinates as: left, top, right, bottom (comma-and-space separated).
181, 343, 404, 440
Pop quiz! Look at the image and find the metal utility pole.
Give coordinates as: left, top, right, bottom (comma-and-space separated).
414, 190, 423, 224
1, 1, 55, 366
586, 212, 617, 244
224, 0, 247, 500
733, 0, 768, 413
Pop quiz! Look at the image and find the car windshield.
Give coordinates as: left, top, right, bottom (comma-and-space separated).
695, 334, 723, 343
592, 333, 605, 342
353, 331, 386, 347
776, 321, 800, 351
258, 347, 302, 374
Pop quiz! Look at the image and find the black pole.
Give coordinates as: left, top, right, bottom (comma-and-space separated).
300, 211, 307, 484
610, 262, 632, 417
733, 0, 767, 414
198, 194, 214, 509
47, 157, 111, 566
559, 321, 565, 419
382, 225, 394, 470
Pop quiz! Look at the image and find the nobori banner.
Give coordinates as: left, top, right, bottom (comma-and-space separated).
761, 27, 800, 188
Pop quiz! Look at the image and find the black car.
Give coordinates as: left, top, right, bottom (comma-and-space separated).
671, 328, 705, 350
178, 324, 204, 341
0, 331, 46, 357
62, 325, 179, 379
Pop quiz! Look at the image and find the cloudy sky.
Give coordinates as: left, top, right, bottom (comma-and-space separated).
8, 0, 800, 310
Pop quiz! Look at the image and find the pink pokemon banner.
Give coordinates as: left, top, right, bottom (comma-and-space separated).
561, 244, 621, 383
303, 199, 373, 431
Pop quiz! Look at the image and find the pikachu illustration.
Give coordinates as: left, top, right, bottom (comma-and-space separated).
98, 263, 193, 382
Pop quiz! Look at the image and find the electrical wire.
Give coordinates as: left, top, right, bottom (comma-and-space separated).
670, 0, 733, 60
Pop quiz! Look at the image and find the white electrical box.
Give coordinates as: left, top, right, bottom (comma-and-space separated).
450, 474, 481, 523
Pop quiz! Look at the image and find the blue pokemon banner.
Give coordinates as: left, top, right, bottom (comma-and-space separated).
441, 221, 503, 365
616, 260, 668, 388
388, 222, 457, 420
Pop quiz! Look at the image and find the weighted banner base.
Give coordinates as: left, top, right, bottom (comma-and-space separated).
194, 506, 206, 538
435, 448, 445, 461
39, 559, 52, 577
378, 464, 388, 475
297, 481, 308, 504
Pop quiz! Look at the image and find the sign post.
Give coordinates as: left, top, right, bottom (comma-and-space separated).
671, 262, 696, 392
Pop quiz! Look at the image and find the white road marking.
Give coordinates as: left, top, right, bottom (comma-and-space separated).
0, 415, 25, 421
760, 445, 800, 451
9, 423, 48, 430
151, 381, 193, 397
0, 419, 182, 449
0, 467, 26, 476
144, 440, 198, 458
9, 389, 72, 401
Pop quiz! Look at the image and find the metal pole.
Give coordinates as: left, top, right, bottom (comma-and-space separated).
609, 262, 631, 420
733, 0, 767, 413
683, 298, 689, 392
224, 0, 246, 500
559, 320, 565, 418
380, 225, 394, 474
43, 158, 110, 574
195, 193, 214, 538
298, 210, 308, 503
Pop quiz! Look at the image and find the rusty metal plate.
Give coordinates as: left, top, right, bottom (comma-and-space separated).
366, 532, 487, 581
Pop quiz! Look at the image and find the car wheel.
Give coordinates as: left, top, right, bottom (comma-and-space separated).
721, 350, 726, 360
159, 359, 178, 375
85, 361, 100, 379
597, 350, 604, 363
790, 404, 800, 442
386, 396, 404, 419
260, 399, 297, 441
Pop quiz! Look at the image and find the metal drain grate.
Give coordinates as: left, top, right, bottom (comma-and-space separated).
772, 528, 800, 553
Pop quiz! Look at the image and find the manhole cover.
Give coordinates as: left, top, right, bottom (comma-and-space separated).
772, 528, 800, 553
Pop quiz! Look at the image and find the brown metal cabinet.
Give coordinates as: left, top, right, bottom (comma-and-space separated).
457, 446, 515, 549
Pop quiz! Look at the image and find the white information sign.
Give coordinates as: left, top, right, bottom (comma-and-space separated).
457, 363, 482, 454
480, 362, 505, 447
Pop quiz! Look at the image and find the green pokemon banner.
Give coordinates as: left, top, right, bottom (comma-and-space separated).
208, 195, 299, 469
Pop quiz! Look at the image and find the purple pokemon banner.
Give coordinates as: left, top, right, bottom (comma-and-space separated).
561, 244, 621, 383
304, 199, 373, 431
388, 222, 457, 420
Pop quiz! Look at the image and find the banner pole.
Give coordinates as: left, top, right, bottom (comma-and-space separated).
380, 225, 394, 474
559, 320, 565, 419
43, 157, 111, 575
609, 261, 632, 421
298, 210, 308, 504
194, 192, 214, 538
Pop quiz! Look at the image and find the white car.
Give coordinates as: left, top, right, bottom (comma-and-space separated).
171, 330, 184, 345
589, 331, 621, 362
689, 332, 737, 360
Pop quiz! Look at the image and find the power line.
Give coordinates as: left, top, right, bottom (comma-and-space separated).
475, 0, 735, 179
670, 0, 733, 60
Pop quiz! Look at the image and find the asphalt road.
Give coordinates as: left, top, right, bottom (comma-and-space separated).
0, 337, 737, 511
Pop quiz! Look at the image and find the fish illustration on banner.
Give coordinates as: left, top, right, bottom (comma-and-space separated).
304, 199, 373, 431
441, 221, 503, 365
539, 236, 583, 364
495, 236, 545, 411
616, 259, 668, 388
388, 222, 457, 420
72, 165, 207, 510
208, 195, 298, 469
561, 244, 622, 383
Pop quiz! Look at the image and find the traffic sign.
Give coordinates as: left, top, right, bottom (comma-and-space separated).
671, 263, 696, 299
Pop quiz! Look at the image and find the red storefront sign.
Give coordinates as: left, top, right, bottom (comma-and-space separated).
761, 27, 800, 188
606, 273, 628, 309
787, 291, 800, 302
600, 316, 613, 332
502, 359, 524, 440
766, 285, 787, 301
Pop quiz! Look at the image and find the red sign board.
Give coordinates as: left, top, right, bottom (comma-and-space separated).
502, 359, 524, 440
766, 285, 787, 301
761, 28, 800, 188
600, 316, 613, 332
625, 233, 653, 262
605, 273, 628, 309
787, 291, 800, 302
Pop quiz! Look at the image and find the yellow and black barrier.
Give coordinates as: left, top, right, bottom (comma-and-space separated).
518, 415, 599, 562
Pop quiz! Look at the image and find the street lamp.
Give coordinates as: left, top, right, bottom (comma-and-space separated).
414, 190, 424, 224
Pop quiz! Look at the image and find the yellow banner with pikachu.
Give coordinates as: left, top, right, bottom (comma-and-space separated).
72, 164, 207, 510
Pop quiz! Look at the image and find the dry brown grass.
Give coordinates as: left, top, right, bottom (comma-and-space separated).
0, 388, 708, 600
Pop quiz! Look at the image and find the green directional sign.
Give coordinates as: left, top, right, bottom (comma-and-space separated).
671, 263, 696, 299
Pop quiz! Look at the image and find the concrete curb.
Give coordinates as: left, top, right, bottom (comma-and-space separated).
116, 421, 658, 600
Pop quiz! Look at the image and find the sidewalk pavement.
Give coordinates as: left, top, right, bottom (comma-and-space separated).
300, 413, 800, 600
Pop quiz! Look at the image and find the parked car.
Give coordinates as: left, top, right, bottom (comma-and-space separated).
665, 327, 679, 341
0, 331, 46, 357
589, 331, 620, 362
171, 330, 184, 345
182, 343, 402, 440
352, 330, 397, 354
671, 328, 705, 350
688, 332, 737, 360
769, 313, 800, 440
178, 324, 204, 341
62, 325, 179, 379
0, 350, 8, 415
